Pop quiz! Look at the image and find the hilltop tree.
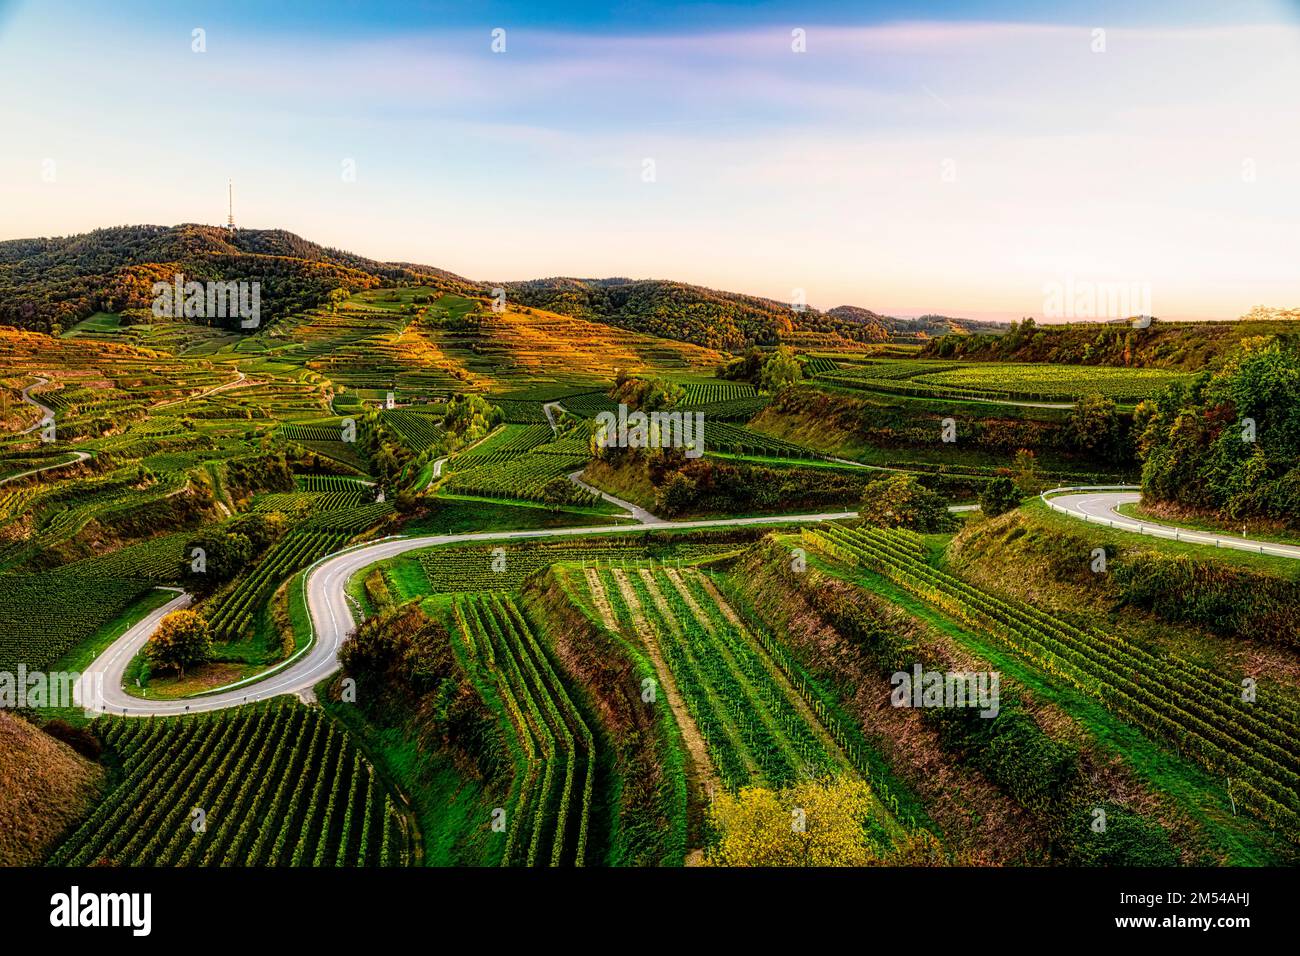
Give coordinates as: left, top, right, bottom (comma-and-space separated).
144, 611, 213, 678
608, 371, 683, 411
717, 346, 804, 392
758, 346, 803, 393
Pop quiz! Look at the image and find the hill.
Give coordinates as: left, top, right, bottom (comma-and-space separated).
0, 713, 104, 865
499, 277, 894, 351
0, 225, 482, 336
827, 306, 1005, 339
1, 224, 993, 354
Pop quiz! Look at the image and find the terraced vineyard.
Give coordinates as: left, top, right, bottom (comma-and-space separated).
440, 424, 599, 506
452, 594, 595, 866
3, 215, 1295, 890
579, 563, 908, 839
802, 523, 1300, 840
415, 536, 750, 592
48, 702, 411, 867
208, 530, 352, 640
380, 409, 446, 451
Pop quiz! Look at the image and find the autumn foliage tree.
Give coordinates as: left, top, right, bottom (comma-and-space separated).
703, 778, 882, 867
144, 610, 213, 678
859, 473, 956, 532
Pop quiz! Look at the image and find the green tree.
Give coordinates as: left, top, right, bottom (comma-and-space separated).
1137, 338, 1300, 525
980, 476, 1024, 517
758, 346, 803, 393
859, 473, 956, 532
1068, 393, 1123, 460
144, 610, 213, 678
1011, 447, 1040, 492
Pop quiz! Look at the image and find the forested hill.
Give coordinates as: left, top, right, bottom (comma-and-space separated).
828, 305, 1005, 339
500, 277, 900, 351
0, 225, 481, 335
1, 222, 998, 349
923, 315, 1300, 370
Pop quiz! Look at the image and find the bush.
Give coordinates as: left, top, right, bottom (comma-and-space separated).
1060, 803, 1179, 866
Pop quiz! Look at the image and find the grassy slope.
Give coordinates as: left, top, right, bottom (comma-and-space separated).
0, 712, 105, 865
320, 682, 499, 867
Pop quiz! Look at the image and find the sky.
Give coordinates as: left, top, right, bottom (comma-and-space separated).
1, 1, 1298, 321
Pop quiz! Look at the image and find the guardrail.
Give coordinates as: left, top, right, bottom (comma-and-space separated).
1040, 485, 1299, 559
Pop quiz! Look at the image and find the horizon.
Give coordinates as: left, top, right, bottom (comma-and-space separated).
2, 1, 1298, 321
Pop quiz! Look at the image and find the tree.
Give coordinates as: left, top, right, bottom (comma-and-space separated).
859, 473, 956, 532
1068, 393, 1123, 461
1011, 447, 1040, 492
179, 530, 252, 584
758, 346, 802, 393
655, 471, 698, 517
1137, 338, 1300, 525
144, 611, 213, 678
980, 476, 1023, 517
703, 778, 883, 867
608, 371, 683, 411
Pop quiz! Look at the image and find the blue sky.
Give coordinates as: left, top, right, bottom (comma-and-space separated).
1, 0, 1297, 319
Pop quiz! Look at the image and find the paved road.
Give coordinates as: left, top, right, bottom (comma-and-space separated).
14, 376, 55, 435
75, 589, 191, 716
423, 456, 448, 490
0, 450, 91, 487
78, 510, 859, 715
1045, 488, 1300, 560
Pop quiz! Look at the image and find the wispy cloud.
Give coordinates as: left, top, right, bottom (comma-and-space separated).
0, 7, 1297, 319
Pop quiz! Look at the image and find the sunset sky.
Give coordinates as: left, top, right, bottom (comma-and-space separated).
1, 0, 1297, 320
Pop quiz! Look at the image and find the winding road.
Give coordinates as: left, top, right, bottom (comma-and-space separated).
1, 377, 92, 485
77, 510, 859, 716
76, 488, 1300, 716
14, 376, 56, 435
1044, 486, 1300, 560
0, 450, 91, 487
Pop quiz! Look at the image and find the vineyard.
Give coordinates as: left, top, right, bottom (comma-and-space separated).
48, 702, 412, 866
577, 563, 900, 830
415, 536, 751, 593
453, 594, 596, 866
1, 224, 1294, 882
801, 523, 1300, 841
207, 530, 352, 640
819, 360, 1188, 404
439, 424, 600, 506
